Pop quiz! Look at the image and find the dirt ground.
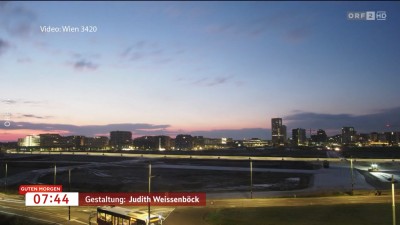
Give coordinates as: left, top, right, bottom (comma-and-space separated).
1, 155, 314, 194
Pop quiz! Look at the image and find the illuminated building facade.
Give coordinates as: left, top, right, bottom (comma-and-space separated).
341, 127, 356, 145
271, 118, 286, 146
18, 135, 40, 147
292, 128, 307, 146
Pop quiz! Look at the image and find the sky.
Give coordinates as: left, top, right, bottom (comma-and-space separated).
0, 1, 399, 141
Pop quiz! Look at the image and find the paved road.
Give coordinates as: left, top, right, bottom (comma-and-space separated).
0, 193, 175, 225
1, 192, 396, 225
163, 207, 211, 225
164, 195, 395, 225
207, 195, 393, 207
0, 193, 93, 224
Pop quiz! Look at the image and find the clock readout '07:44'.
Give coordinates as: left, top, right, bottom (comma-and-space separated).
25, 192, 79, 206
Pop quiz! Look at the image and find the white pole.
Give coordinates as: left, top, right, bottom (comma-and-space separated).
147, 162, 151, 225
350, 158, 354, 195
69, 169, 71, 221
54, 164, 57, 184
392, 175, 396, 225
4, 163, 7, 193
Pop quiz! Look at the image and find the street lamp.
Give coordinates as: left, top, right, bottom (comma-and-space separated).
147, 162, 151, 225
350, 157, 354, 195
392, 175, 396, 225
4, 162, 7, 193
53, 163, 57, 185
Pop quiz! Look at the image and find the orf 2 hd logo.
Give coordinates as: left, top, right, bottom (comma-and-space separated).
347, 11, 387, 21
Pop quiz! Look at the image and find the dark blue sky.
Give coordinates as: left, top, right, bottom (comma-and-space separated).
0, 1, 399, 141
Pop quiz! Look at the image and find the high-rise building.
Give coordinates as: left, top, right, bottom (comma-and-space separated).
271, 118, 286, 146
282, 125, 287, 142
175, 134, 193, 150
311, 129, 328, 146
342, 127, 356, 144
110, 131, 132, 150
310, 129, 328, 146
316, 129, 328, 143
292, 128, 306, 146
384, 132, 399, 146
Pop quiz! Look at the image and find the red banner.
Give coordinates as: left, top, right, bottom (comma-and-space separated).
19, 185, 63, 195
79, 192, 206, 206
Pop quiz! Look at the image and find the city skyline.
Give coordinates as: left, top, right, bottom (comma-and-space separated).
1, 1, 400, 141
13, 124, 400, 151
3, 117, 400, 143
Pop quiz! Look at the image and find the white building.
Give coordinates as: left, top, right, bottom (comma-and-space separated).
18, 135, 40, 147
